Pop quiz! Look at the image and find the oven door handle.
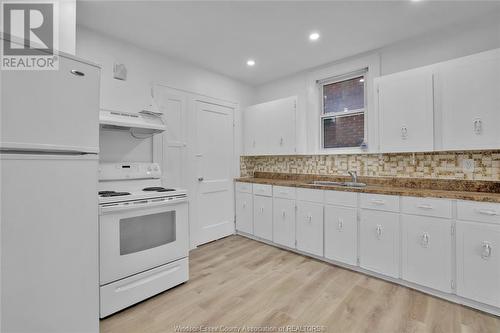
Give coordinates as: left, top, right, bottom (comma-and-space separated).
100, 197, 187, 214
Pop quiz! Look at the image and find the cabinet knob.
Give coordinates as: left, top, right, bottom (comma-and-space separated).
473, 118, 483, 135
401, 125, 408, 140
260, 207, 264, 214
421, 232, 430, 248
376, 224, 383, 239
280, 137, 284, 146
337, 218, 344, 231
481, 241, 492, 260
242, 202, 246, 208
282, 210, 286, 218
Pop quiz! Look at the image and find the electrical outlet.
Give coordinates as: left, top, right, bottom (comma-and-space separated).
462, 159, 475, 173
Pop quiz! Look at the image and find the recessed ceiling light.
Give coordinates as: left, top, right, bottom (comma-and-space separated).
309, 32, 320, 41
246, 59, 255, 66
411, 0, 421, 2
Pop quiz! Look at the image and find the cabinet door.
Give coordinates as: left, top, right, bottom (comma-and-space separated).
359, 209, 400, 278
456, 221, 500, 307
235, 192, 253, 234
296, 201, 323, 256
243, 96, 296, 155
1, 56, 100, 152
268, 96, 296, 155
436, 50, 500, 150
324, 205, 357, 265
243, 105, 259, 155
377, 68, 434, 153
402, 215, 452, 292
253, 195, 273, 241
273, 198, 296, 248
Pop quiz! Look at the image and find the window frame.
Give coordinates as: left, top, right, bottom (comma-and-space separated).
319, 70, 368, 150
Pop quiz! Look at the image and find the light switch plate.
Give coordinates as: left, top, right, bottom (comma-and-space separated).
462, 159, 475, 173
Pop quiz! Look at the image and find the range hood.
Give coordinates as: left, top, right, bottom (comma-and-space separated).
99, 109, 166, 136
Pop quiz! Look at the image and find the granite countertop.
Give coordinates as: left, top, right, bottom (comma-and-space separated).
235, 172, 500, 203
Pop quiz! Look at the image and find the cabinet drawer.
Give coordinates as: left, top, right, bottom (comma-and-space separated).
401, 197, 452, 218
100, 258, 188, 318
235, 182, 252, 193
296, 188, 324, 203
360, 193, 399, 212
253, 184, 273, 197
324, 190, 357, 207
273, 186, 296, 199
457, 201, 500, 224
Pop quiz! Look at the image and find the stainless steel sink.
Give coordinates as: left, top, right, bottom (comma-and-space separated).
309, 180, 367, 188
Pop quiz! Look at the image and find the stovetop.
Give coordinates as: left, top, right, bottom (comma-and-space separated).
98, 186, 186, 204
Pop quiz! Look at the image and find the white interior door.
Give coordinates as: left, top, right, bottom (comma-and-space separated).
195, 100, 235, 246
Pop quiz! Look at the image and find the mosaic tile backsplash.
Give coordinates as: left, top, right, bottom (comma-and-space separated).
240, 151, 500, 181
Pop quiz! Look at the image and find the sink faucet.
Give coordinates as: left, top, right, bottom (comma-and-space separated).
348, 171, 358, 183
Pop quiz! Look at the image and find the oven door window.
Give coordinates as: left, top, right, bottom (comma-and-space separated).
119, 211, 176, 255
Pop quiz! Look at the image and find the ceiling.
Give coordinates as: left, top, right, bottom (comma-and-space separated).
76, 1, 500, 86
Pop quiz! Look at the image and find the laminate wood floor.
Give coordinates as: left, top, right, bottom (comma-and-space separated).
101, 235, 500, 333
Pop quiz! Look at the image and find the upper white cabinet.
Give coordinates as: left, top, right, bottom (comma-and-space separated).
373, 48, 500, 153
376, 67, 434, 153
435, 49, 500, 151
243, 96, 297, 155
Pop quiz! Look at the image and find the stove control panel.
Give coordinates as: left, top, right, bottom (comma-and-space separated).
98, 163, 161, 180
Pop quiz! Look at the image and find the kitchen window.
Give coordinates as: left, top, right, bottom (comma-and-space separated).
319, 69, 367, 149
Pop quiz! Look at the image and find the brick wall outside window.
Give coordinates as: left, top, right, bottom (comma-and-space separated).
323, 113, 364, 148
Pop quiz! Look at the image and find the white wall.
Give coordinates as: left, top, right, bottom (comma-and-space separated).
254, 13, 500, 154
76, 26, 255, 163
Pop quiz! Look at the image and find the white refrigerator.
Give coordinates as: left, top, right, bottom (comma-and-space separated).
0, 52, 101, 333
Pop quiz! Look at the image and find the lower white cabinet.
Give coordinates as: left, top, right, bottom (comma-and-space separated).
456, 221, 500, 307
402, 215, 452, 292
359, 209, 400, 278
253, 195, 273, 241
296, 201, 324, 257
235, 192, 253, 234
272, 198, 296, 248
324, 205, 357, 265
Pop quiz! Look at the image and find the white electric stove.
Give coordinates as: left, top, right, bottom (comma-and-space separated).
98, 162, 189, 318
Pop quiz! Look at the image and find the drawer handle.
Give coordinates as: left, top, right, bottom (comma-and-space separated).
376, 224, 383, 239
337, 218, 344, 232
421, 232, 430, 248
371, 199, 385, 205
260, 207, 264, 214
481, 242, 492, 260
282, 210, 286, 218
417, 204, 433, 210
70, 69, 85, 77
476, 209, 498, 216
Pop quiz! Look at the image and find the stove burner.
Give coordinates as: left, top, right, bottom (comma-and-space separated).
99, 191, 131, 197
142, 187, 176, 192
